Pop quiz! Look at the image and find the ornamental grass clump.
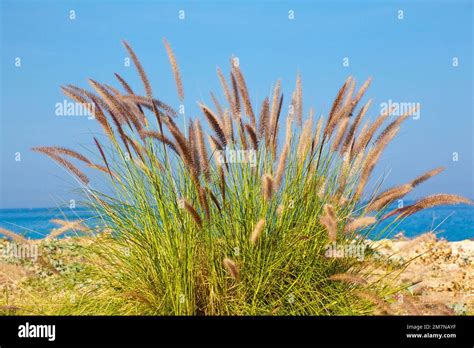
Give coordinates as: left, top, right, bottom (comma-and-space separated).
31, 39, 472, 315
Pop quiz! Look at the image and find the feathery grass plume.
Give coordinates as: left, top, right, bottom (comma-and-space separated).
223, 257, 240, 280
181, 199, 203, 228
320, 204, 337, 242
230, 71, 241, 117
344, 216, 376, 233
199, 103, 227, 147
114, 73, 135, 95
328, 273, 368, 285
262, 174, 275, 201
140, 130, 179, 155
222, 110, 234, 144
210, 92, 224, 118
268, 80, 281, 148
167, 122, 197, 179
34, 146, 92, 165
32, 147, 89, 184
367, 184, 413, 212
62, 87, 114, 138
232, 63, 255, 126
373, 106, 417, 147
238, 117, 248, 151
271, 94, 284, 158
311, 114, 324, 157
244, 124, 258, 151
258, 96, 269, 139
331, 115, 349, 152
274, 115, 293, 187
195, 120, 210, 181
367, 166, 445, 212
382, 194, 473, 221
348, 77, 372, 115
353, 126, 400, 201
122, 40, 152, 97
354, 290, 389, 314
351, 106, 394, 155
296, 112, 313, 164
295, 73, 303, 127
198, 187, 211, 221
188, 120, 201, 177
88, 79, 140, 131
411, 166, 445, 187
216, 67, 236, 117
250, 218, 266, 245
342, 99, 372, 154
93, 137, 114, 181
163, 38, 184, 101
323, 76, 351, 140
60, 86, 95, 115
0, 227, 28, 243
121, 95, 177, 117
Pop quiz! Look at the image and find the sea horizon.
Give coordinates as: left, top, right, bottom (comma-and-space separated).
1, 203, 473, 242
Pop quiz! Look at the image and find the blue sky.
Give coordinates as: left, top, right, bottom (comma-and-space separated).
0, 0, 472, 208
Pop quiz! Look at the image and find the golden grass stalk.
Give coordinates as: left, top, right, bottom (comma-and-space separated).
296, 112, 313, 164
195, 120, 210, 181
188, 120, 201, 177
323, 76, 351, 140
258, 97, 269, 139
31, 147, 89, 185
223, 257, 240, 280
331, 115, 349, 152
311, 114, 324, 157
0, 227, 28, 243
232, 64, 255, 126
341, 99, 372, 154
199, 103, 227, 147
262, 174, 275, 201
210, 92, 224, 119
268, 80, 281, 148
344, 216, 376, 233
222, 110, 234, 144
181, 199, 203, 228
244, 124, 258, 151
320, 204, 337, 242
295, 73, 303, 127
93, 137, 114, 181
367, 167, 445, 212
122, 40, 152, 97
328, 273, 368, 285
382, 194, 473, 220
351, 106, 394, 156
167, 123, 197, 178
250, 218, 266, 245
163, 38, 184, 101
230, 71, 241, 117
121, 95, 177, 117
271, 94, 284, 158
216, 67, 236, 117
274, 115, 292, 188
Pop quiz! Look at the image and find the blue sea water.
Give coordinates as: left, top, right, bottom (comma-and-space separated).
0, 204, 473, 241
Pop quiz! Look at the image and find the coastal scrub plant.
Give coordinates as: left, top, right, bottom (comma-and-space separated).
30, 39, 472, 315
